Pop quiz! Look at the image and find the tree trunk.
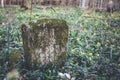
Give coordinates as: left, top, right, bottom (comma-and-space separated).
100, 0, 103, 9
61, 0, 66, 6
81, 0, 86, 9
1, 0, 4, 8
21, 0, 31, 9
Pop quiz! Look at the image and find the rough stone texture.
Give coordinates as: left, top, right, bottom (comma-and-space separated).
21, 19, 68, 69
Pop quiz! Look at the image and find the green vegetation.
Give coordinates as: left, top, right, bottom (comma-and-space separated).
0, 6, 120, 80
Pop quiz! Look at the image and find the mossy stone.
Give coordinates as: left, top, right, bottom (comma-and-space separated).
21, 19, 68, 69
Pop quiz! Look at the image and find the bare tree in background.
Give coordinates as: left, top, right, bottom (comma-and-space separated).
56, 0, 60, 5
61, 0, 66, 6
81, 0, 86, 9
1, 0, 4, 7
107, 0, 114, 13
100, 0, 103, 9
21, 0, 31, 9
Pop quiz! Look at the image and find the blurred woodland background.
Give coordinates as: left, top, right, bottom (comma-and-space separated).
0, 0, 120, 11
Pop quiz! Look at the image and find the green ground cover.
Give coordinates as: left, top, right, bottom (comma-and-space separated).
0, 6, 120, 80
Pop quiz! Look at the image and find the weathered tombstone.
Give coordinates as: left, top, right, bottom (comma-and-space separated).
21, 19, 68, 69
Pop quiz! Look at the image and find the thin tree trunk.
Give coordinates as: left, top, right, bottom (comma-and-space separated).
50, 0, 52, 5
86, 0, 90, 9
81, 0, 86, 9
10, 0, 11, 5
21, 0, 31, 9
61, 0, 66, 6
79, 0, 82, 8
100, 0, 103, 9
1, 0, 4, 8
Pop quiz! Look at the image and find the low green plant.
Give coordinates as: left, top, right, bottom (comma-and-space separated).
0, 6, 120, 80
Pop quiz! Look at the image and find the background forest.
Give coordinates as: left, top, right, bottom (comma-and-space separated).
0, 0, 120, 80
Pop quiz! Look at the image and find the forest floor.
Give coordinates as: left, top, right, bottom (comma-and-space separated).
0, 6, 120, 80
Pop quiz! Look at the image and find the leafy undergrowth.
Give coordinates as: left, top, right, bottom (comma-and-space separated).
0, 6, 120, 80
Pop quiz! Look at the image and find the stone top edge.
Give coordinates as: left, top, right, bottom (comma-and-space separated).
27, 18, 68, 28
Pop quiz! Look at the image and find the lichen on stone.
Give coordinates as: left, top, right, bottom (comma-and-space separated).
21, 18, 68, 69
